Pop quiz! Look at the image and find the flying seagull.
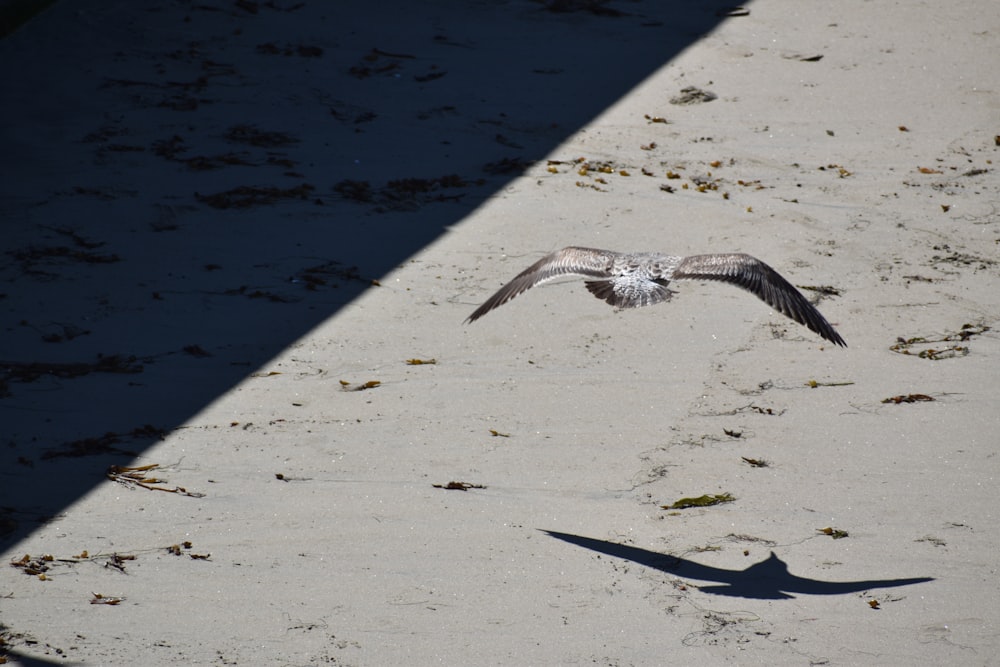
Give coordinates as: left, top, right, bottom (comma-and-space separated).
465, 247, 846, 347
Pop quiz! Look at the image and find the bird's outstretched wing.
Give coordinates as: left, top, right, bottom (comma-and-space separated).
672, 253, 846, 347
464, 247, 616, 323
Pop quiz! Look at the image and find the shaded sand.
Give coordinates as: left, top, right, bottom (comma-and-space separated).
2, 1, 999, 664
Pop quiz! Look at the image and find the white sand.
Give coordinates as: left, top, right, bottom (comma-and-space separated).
2, 1, 999, 664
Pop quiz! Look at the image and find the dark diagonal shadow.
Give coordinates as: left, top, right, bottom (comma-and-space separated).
543, 530, 933, 599
1, 0, 739, 551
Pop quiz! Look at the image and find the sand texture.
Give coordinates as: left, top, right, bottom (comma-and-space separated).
2, 1, 999, 664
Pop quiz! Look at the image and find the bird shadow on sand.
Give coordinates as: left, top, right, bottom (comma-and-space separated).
543, 530, 933, 599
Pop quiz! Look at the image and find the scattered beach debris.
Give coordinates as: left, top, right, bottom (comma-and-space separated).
669, 86, 717, 105
725, 533, 778, 547
890, 323, 989, 360
10, 553, 54, 579
818, 163, 852, 177
224, 124, 298, 148
152, 134, 186, 159
488, 429, 510, 437
274, 472, 312, 483
168, 542, 211, 560
691, 545, 722, 553
167, 542, 192, 555
882, 393, 935, 404
806, 379, 855, 388
348, 47, 415, 79
405, 358, 436, 365
180, 152, 258, 171
41, 424, 163, 460
2, 355, 143, 387
90, 593, 125, 605
255, 42, 323, 58
291, 260, 373, 290
31, 321, 91, 343
221, 285, 296, 303
798, 284, 842, 300
339, 379, 380, 391
741, 457, 769, 468
929, 248, 996, 271
817, 527, 849, 539
103, 553, 136, 573
330, 99, 378, 125
333, 174, 484, 211
483, 156, 534, 175
195, 183, 315, 209
10, 541, 209, 582
106, 463, 206, 498
663, 493, 735, 510
432, 481, 486, 491
151, 130, 297, 171
9, 242, 121, 276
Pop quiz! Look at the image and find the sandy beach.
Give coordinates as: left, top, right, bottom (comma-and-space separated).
2, 1, 999, 664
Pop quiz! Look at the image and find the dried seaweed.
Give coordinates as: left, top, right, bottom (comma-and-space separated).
333, 174, 484, 210
224, 124, 298, 147
882, 394, 935, 404
41, 424, 163, 460
339, 380, 380, 392
195, 183, 314, 208
432, 481, 486, 491
890, 323, 989, 360
663, 493, 734, 510
106, 463, 206, 498
817, 527, 849, 539
1, 355, 143, 385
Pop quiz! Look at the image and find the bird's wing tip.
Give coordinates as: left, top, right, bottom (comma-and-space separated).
824, 331, 847, 347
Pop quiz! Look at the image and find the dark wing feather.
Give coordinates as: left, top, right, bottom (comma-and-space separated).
465, 247, 615, 323
673, 253, 846, 346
